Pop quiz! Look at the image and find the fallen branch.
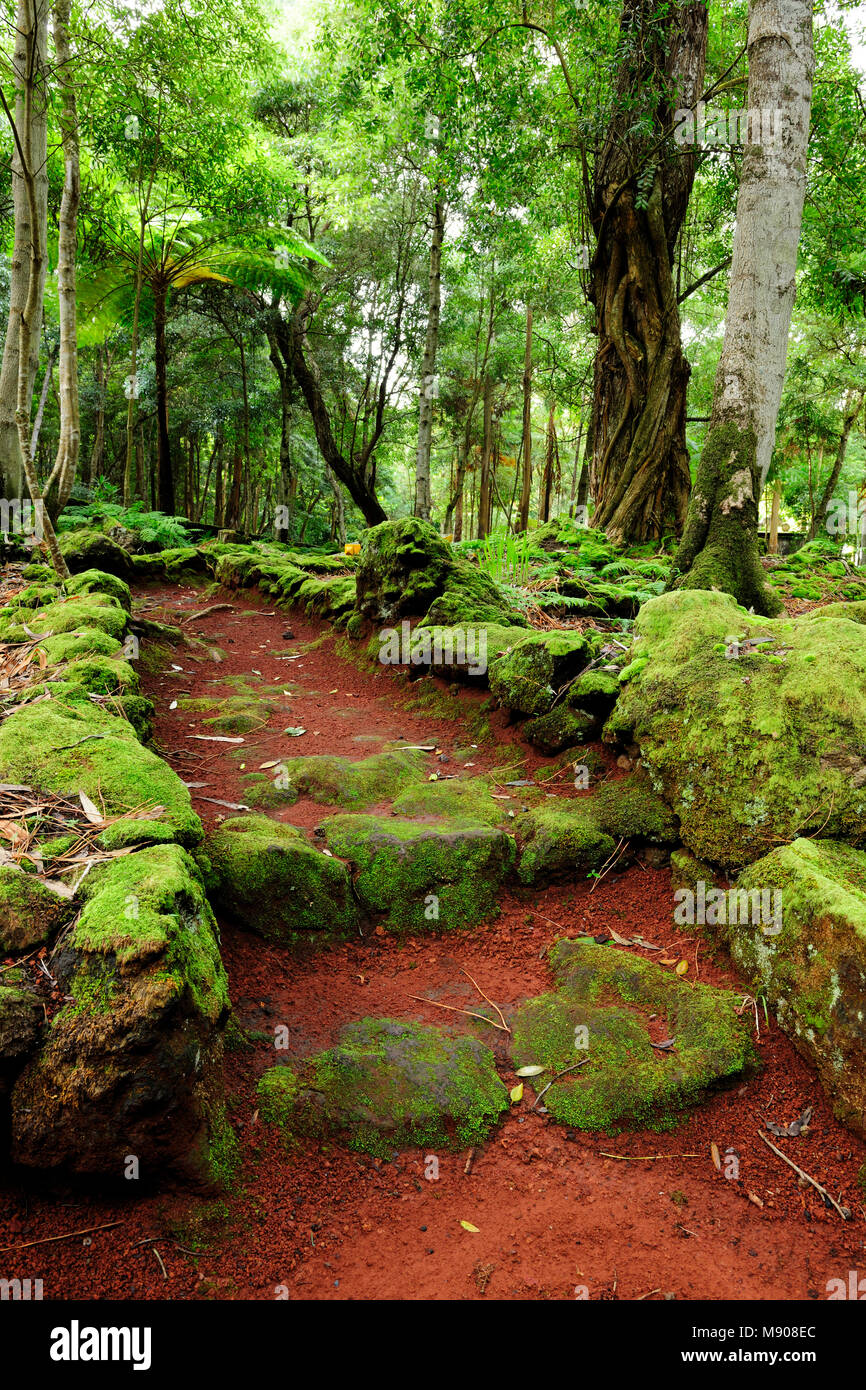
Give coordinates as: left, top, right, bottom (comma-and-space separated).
460, 967, 510, 1033
758, 1130, 851, 1220
599, 1151, 701, 1162
409, 995, 509, 1032
530, 1058, 590, 1110
0, 1219, 125, 1253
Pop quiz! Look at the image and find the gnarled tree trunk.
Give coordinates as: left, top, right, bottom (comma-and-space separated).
588, 0, 708, 543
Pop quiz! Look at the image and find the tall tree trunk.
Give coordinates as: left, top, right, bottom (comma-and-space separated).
268, 329, 294, 541
540, 400, 559, 522
0, 0, 49, 502
226, 440, 242, 530
588, 0, 708, 543
671, 0, 813, 613
89, 345, 106, 486
414, 195, 445, 521
213, 442, 224, 527
808, 391, 863, 540
768, 479, 781, 554
477, 375, 493, 539
153, 282, 174, 513
43, 0, 80, 523
517, 307, 533, 533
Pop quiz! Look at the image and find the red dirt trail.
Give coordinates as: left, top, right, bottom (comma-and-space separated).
1, 577, 864, 1302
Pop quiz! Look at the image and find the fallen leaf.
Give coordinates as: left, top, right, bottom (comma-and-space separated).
510, 1083, 524, 1104
660, 957, 677, 965
169, 700, 178, 710
711, 1142, 721, 1171
675, 960, 689, 976
748, 1192, 764, 1209
284, 727, 306, 737
460, 1221, 480, 1233
516, 1065, 545, 1078
259, 760, 281, 769
608, 928, 633, 946
78, 791, 104, 825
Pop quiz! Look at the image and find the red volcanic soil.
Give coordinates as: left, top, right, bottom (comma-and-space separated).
1, 578, 864, 1302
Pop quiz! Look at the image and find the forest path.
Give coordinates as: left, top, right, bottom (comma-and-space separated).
0, 576, 862, 1302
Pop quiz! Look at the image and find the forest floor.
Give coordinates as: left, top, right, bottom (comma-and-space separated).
1, 577, 865, 1301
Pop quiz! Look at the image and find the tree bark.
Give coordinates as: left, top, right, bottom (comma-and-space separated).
671, 0, 813, 613
0, 0, 49, 502
807, 391, 863, 540
476, 375, 494, 539
517, 306, 533, 533
153, 282, 174, 512
43, 0, 80, 522
588, 0, 707, 543
414, 195, 445, 521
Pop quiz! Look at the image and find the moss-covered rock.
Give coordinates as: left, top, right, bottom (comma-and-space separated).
11, 845, 231, 1184
512, 940, 754, 1130
204, 815, 359, 940
731, 839, 866, 1139
390, 776, 504, 826
524, 705, 597, 754
257, 1017, 508, 1154
517, 776, 678, 883
517, 802, 615, 884
0, 700, 202, 848
608, 589, 866, 868
488, 630, 591, 716
66, 568, 132, 612
246, 749, 427, 809
0, 867, 73, 952
568, 667, 621, 713
58, 527, 134, 578
324, 813, 516, 930
355, 517, 523, 628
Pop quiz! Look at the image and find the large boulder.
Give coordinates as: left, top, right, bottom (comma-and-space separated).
0, 867, 73, 953
11, 845, 233, 1185
517, 776, 679, 883
733, 838, 866, 1139
58, 527, 134, 578
257, 1017, 508, 1154
513, 940, 755, 1130
354, 517, 524, 628
323, 812, 516, 930
488, 630, 592, 716
204, 815, 360, 940
607, 590, 866, 868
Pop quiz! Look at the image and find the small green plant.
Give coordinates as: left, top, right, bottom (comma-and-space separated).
479, 529, 534, 586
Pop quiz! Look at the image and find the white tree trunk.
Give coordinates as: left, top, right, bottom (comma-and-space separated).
714, 0, 814, 486
414, 196, 445, 522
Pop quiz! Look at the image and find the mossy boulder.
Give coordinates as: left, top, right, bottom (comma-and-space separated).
608, 590, 866, 868
11, 845, 232, 1184
517, 801, 615, 884
248, 749, 426, 808
58, 527, 134, 578
0, 700, 202, 848
569, 667, 621, 713
66, 568, 132, 612
324, 813, 516, 930
204, 815, 359, 940
731, 839, 866, 1139
257, 1017, 508, 1154
0, 867, 73, 952
355, 517, 522, 627
488, 630, 591, 716
517, 777, 676, 884
512, 940, 755, 1131
524, 705, 598, 754
389, 776, 505, 826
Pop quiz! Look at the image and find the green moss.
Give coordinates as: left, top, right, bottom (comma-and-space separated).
72, 844, 228, 1021
66, 568, 132, 612
610, 589, 866, 868
0, 866, 72, 952
205, 814, 359, 940
488, 630, 591, 716
0, 700, 202, 847
324, 812, 516, 930
390, 776, 504, 825
250, 748, 427, 808
257, 1017, 508, 1154
517, 801, 614, 884
524, 704, 597, 754
512, 941, 754, 1131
